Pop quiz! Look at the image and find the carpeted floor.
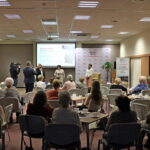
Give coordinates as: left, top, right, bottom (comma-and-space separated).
3, 88, 148, 150
4, 121, 148, 150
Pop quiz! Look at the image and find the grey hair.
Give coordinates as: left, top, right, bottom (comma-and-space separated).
139, 76, 147, 83
67, 74, 73, 81
26, 60, 31, 66
59, 91, 71, 108
5, 77, 14, 87
38, 75, 44, 81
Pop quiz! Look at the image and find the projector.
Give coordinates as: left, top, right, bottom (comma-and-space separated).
47, 37, 53, 40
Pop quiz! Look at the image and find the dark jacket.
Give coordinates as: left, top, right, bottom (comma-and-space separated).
10, 65, 20, 79
23, 67, 36, 84
36, 68, 45, 81
110, 84, 127, 92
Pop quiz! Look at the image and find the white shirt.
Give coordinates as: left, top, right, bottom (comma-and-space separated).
85, 68, 94, 78
35, 81, 46, 90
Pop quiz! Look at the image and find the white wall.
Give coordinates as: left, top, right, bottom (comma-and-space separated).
120, 29, 150, 57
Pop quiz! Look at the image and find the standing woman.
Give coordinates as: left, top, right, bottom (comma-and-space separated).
54, 65, 65, 85
36, 64, 45, 81
85, 64, 94, 89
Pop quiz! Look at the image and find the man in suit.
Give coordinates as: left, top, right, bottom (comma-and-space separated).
23, 61, 36, 93
36, 64, 45, 81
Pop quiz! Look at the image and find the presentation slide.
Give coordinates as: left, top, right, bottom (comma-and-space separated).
37, 43, 76, 67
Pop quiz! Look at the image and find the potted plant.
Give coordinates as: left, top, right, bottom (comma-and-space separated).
102, 61, 113, 82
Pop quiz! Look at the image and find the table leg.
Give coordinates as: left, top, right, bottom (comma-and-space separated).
85, 124, 90, 150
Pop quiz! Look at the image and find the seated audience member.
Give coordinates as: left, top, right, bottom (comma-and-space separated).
46, 77, 54, 89
27, 90, 53, 121
52, 91, 81, 131
3, 77, 21, 102
147, 76, 150, 88
110, 78, 127, 93
46, 80, 61, 100
84, 80, 103, 112
106, 95, 137, 131
62, 74, 76, 91
35, 75, 46, 90
76, 77, 86, 89
130, 76, 149, 95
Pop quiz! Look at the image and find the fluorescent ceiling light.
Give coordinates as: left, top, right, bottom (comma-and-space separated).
0, 2, 11, 6
22, 30, 33, 33
0, 0, 7, 1
42, 19, 57, 25
106, 39, 113, 41
101, 25, 114, 28
118, 32, 128, 35
140, 17, 150, 22
48, 33, 59, 38
78, 1, 99, 8
74, 15, 90, 20
6, 35, 16, 38
50, 35, 59, 38
70, 31, 82, 33
80, 1, 99, 3
91, 35, 99, 38
78, 5, 97, 8
4, 14, 21, 19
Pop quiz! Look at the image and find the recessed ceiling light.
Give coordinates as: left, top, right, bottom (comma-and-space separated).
91, 35, 99, 38
78, 1, 99, 8
0, 1, 11, 6
42, 19, 57, 25
48, 33, 59, 38
101, 25, 114, 28
80, 1, 99, 3
4, 14, 21, 19
118, 32, 128, 35
106, 39, 113, 41
22, 30, 33, 33
74, 15, 91, 20
6, 35, 16, 38
140, 17, 150, 22
70, 31, 82, 33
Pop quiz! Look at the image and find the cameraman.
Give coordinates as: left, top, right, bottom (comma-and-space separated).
9, 62, 21, 87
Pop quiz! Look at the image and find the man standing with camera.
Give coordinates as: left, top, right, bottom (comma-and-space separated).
9, 62, 21, 87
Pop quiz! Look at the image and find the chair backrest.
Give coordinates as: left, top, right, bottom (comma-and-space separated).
132, 99, 150, 111
101, 84, 111, 89
69, 89, 81, 96
108, 123, 141, 146
34, 87, 44, 92
142, 90, 150, 96
109, 89, 123, 95
47, 100, 60, 109
23, 92, 35, 104
80, 88, 88, 96
44, 124, 80, 146
107, 94, 119, 105
18, 115, 45, 135
0, 97, 20, 112
132, 103, 148, 120
4, 104, 13, 123
0, 105, 6, 126
101, 86, 109, 96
